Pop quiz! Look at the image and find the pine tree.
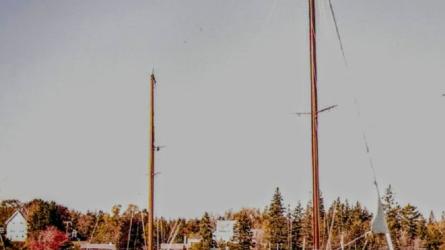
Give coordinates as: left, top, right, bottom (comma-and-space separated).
25, 199, 71, 235
266, 187, 288, 249
416, 215, 427, 241
424, 222, 443, 249
198, 212, 215, 249
233, 210, 254, 250
291, 202, 303, 250
382, 185, 402, 248
300, 202, 313, 248
117, 205, 144, 250
429, 211, 436, 224
347, 202, 371, 249
400, 203, 420, 246
94, 210, 120, 244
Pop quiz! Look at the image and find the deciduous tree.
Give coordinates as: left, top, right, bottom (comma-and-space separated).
27, 226, 68, 250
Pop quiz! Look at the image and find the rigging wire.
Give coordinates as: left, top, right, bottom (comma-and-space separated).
126, 209, 135, 250
327, 0, 381, 192
134, 217, 140, 250
334, 231, 371, 250
141, 212, 148, 249
89, 212, 99, 243
327, 0, 347, 66
325, 202, 338, 250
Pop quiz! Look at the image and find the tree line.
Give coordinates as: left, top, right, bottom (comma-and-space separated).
0, 185, 444, 249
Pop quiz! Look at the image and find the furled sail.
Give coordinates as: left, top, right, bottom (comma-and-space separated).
371, 197, 389, 234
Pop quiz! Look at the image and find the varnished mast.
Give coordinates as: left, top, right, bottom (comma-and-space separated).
308, 0, 321, 249
148, 72, 156, 250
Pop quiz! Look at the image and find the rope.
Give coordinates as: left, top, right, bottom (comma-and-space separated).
133, 218, 140, 250
89, 212, 99, 243
325, 202, 338, 250
334, 231, 371, 250
353, 97, 382, 198
361, 238, 369, 250
327, 0, 347, 66
126, 209, 135, 250
322, 0, 379, 188
140, 212, 147, 249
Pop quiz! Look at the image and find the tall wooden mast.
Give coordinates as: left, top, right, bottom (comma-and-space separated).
148, 72, 156, 250
308, 0, 321, 249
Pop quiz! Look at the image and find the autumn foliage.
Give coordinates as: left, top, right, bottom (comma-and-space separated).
28, 226, 68, 250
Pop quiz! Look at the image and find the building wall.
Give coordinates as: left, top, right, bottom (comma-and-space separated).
6, 212, 27, 242
214, 220, 235, 242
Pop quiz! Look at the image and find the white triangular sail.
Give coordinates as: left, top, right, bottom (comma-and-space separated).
371, 184, 394, 250
371, 197, 389, 234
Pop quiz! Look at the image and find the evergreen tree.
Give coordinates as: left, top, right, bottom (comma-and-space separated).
300, 202, 313, 248
400, 203, 420, 246
183, 218, 200, 237
0, 200, 21, 226
291, 202, 303, 250
117, 205, 144, 250
429, 211, 436, 224
344, 202, 371, 249
25, 199, 69, 234
197, 212, 215, 249
424, 222, 443, 249
382, 185, 402, 248
94, 208, 120, 244
266, 187, 288, 249
233, 210, 254, 250
416, 215, 428, 241
75, 211, 97, 241
26, 199, 52, 233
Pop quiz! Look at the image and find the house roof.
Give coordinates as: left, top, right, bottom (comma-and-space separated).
4, 209, 27, 226
160, 243, 190, 250
79, 243, 116, 250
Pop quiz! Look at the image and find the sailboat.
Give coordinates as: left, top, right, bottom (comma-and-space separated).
144, 1, 395, 249
306, 1, 394, 249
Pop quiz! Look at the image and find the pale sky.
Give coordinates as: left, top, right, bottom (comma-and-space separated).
1, 0, 445, 218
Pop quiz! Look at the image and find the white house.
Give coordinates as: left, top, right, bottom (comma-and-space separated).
5, 210, 27, 242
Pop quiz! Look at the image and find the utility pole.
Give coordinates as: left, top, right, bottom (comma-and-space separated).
308, 0, 320, 249
148, 72, 156, 250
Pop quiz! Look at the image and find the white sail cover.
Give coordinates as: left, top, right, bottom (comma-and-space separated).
371, 197, 390, 234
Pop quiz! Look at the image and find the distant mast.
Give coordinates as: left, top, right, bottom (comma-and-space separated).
148, 72, 156, 250
308, 0, 321, 249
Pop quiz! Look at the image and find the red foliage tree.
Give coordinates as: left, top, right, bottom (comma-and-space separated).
28, 226, 68, 250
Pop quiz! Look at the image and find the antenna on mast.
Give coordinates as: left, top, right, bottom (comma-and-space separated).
293, 104, 338, 116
